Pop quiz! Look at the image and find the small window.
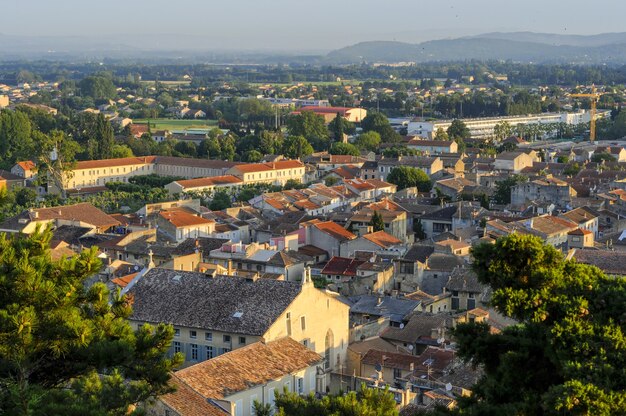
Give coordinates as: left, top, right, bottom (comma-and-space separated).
223, 335, 231, 343
206, 345, 214, 359
239, 336, 246, 345
191, 344, 198, 361
205, 332, 213, 342
220, 347, 231, 355
190, 330, 197, 339
173, 341, 181, 353
297, 377, 304, 394
174, 328, 180, 337
452, 291, 459, 297
301, 316, 306, 331
393, 368, 402, 379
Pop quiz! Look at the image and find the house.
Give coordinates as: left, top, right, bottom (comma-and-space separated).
183, 109, 206, 119
157, 210, 216, 243
0, 170, 26, 189
348, 295, 421, 326
381, 313, 452, 354
51, 156, 242, 194
493, 151, 534, 173
511, 177, 577, 208
0, 203, 120, 235
341, 230, 405, 257
11, 161, 36, 179
293, 106, 367, 123
406, 139, 458, 154
307, 220, 357, 257
520, 215, 578, 246
377, 156, 443, 180
321, 256, 394, 296
567, 228, 594, 249
165, 175, 243, 196
445, 268, 486, 311
560, 206, 599, 237
150, 374, 227, 416
155, 338, 322, 416
226, 160, 306, 186
434, 177, 481, 200
129, 268, 349, 374
418, 206, 457, 239
348, 199, 409, 243
359, 349, 423, 384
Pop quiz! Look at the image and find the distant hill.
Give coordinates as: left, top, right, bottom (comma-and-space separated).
326, 32, 626, 64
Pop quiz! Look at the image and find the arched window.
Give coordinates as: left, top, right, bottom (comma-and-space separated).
324, 329, 334, 370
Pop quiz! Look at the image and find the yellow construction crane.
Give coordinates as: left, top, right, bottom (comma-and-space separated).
571, 85, 602, 143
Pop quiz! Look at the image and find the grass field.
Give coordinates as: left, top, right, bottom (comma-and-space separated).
133, 118, 218, 131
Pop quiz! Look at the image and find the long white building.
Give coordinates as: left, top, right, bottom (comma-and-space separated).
408, 110, 610, 139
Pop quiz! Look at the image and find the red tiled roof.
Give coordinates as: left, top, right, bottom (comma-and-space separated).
30, 203, 120, 229
160, 210, 214, 228
568, 227, 593, 236
363, 230, 402, 248
16, 160, 36, 171
321, 256, 365, 276
313, 221, 356, 241
75, 156, 156, 170
231, 160, 304, 173
175, 175, 242, 189
299, 106, 358, 115
111, 273, 138, 288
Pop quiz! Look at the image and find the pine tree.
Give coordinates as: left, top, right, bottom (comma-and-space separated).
370, 210, 385, 232
95, 113, 115, 159
0, 226, 183, 415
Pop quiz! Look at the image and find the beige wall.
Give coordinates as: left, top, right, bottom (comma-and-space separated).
236, 167, 306, 186
263, 284, 350, 374
223, 366, 319, 416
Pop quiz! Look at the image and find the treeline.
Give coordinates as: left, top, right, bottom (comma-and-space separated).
6, 60, 626, 87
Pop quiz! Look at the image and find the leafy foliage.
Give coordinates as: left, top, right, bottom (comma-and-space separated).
329, 142, 360, 156
492, 174, 527, 204
449, 234, 626, 415
387, 166, 432, 191
0, 227, 182, 415
369, 210, 385, 232
273, 383, 398, 416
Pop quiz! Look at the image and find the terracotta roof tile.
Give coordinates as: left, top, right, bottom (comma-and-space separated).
313, 221, 356, 241
175, 175, 243, 189
362, 231, 402, 248
175, 338, 322, 399
160, 210, 215, 228
161, 374, 227, 416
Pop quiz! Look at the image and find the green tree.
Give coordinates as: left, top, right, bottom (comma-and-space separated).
493, 120, 513, 141
282, 135, 314, 159
446, 119, 471, 141
0, 226, 182, 415
329, 142, 360, 156
273, 383, 397, 416
209, 190, 232, 210
253, 400, 272, 416
78, 75, 117, 100
286, 111, 329, 150
451, 234, 626, 415
330, 112, 344, 141
413, 218, 427, 240
93, 113, 115, 159
244, 149, 263, 162
361, 112, 400, 143
591, 152, 616, 163
387, 166, 432, 191
353, 131, 381, 152
110, 144, 134, 158
370, 210, 385, 232
493, 174, 527, 204
0, 109, 35, 168
434, 127, 449, 141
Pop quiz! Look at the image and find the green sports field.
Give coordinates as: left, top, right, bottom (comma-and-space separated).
133, 118, 218, 131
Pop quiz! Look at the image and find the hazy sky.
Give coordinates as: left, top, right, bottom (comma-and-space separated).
3, 0, 626, 51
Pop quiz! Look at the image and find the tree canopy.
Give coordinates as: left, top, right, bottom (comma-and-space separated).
286, 111, 329, 150
449, 234, 626, 415
268, 383, 398, 416
387, 166, 432, 191
492, 174, 527, 204
0, 227, 182, 415
361, 112, 401, 143
329, 142, 360, 156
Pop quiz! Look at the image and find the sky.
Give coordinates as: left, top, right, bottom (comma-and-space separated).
2, 0, 626, 52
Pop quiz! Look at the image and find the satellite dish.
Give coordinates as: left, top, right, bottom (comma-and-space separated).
445, 383, 453, 392
437, 337, 445, 345
133, 265, 139, 271
408, 345, 414, 351
399, 323, 405, 329
374, 363, 383, 372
